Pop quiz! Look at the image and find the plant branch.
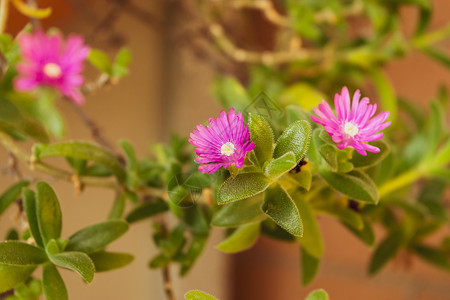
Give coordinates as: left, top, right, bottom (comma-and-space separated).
0, 0, 9, 33
159, 219, 176, 300
378, 168, 424, 198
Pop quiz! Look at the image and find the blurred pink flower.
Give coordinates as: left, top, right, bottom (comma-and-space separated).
189, 108, 255, 174
311, 87, 391, 156
14, 32, 90, 105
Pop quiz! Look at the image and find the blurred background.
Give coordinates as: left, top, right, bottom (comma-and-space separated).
1, 0, 450, 299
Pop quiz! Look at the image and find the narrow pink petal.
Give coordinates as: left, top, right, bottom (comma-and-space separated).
341, 86, 351, 120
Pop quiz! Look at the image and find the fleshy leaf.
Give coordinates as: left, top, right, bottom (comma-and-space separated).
248, 113, 274, 166
264, 151, 297, 179
215, 222, 260, 253
36, 182, 62, 245
217, 173, 271, 204
48, 251, 95, 283
350, 140, 389, 168
301, 246, 320, 285
262, 184, 303, 237
0, 180, 29, 216
305, 289, 329, 300
211, 194, 266, 227
0, 264, 36, 293
22, 189, 44, 248
0, 241, 47, 266
369, 228, 405, 275
89, 251, 134, 272
66, 220, 129, 254
125, 199, 168, 223
274, 120, 311, 163
42, 263, 68, 300
319, 169, 379, 204
184, 290, 218, 300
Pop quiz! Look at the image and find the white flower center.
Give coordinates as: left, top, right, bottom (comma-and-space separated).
220, 142, 235, 156
343, 122, 359, 137
43, 63, 62, 79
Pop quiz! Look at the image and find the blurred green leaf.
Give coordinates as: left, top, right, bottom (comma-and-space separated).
249, 113, 274, 166
344, 218, 376, 247
88, 49, 112, 74
293, 194, 323, 258
33, 141, 126, 182
410, 244, 450, 271
90, 251, 134, 272
212, 194, 266, 227
66, 157, 87, 175
36, 182, 62, 245
120, 140, 139, 189
108, 193, 126, 220
215, 222, 260, 253
319, 169, 379, 204
66, 220, 129, 254
279, 83, 325, 111
262, 184, 303, 237
370, 69, 397, 125
0, 241, 47, 265
369, 228, 405, 275
301, 246, 320, 285
217, 173, 271, 204
0, 265, 36, 293
112, 47, 131, 78
184, 290, 218, 300
274, 120, 311, 163
178, 233, 208, 276
305, 289, 329, 300
42, 263, 68, 300
0, 181, 29, 216
212, 77, 250, 112
125, 199, 168, 223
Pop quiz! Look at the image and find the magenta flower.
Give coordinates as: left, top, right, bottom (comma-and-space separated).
189, 108, 256, 174
311, 87, 391, 156
14, 32, 90, 105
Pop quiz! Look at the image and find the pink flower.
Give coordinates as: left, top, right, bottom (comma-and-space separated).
311, 87, 391, 156
14, 32, 90, 105
189, 108, 256, 174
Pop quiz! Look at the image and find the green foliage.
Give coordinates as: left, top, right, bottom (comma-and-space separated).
305, 289, 329, 300
215, 222, 260, 253
89, 251, 134, 272
36, 182, 62, 245
0, 241, 47, 266
184, 290, 218, 300
47, 250, 95, 283
66, 220, 129, 254
249, 113, 274, 166
211, 194, 266, 227
273, 120, 311, 163
301, 246, 320, 285
42, 263, 68, 300
217, 173, 271, 204
125, 199, 168, 223
265, 151, 297, 179
0, 265, 36, 293
0, 181, 29, 216
212, 76, 250, 112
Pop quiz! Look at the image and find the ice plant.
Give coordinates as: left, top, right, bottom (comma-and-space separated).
189, 108, 255, 173
311, 87, 391, 155
14, 32, 90, 105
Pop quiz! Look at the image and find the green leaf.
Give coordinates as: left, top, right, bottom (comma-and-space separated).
370, 69, 397, 125
424, 101, 443, 160
125, 199, 168, 223
120, 140, 139, 189
410, 244, 450, 271
369, 228, 405, 275
217, 173, 271, 204
421, 47, 450, 69
88, 49, 112, 74
0, 264, 36, 293
434, 139, 450, 166
36, 182, 62, 245
179, 233, 208, 276
42, 263, 68, 300
264, 152, 297, 179
262, 184, 303, 237
344, 218, 375, 246
0, 241, 47, 265
212, 76, 250, 112
211, 194, 266, 227
48, 251, 95, 283
66, 220, 129, 254
215, 222, 260, 253
33, 141, 126, 182
279, 83, 325, 111
293, 193, 323, 258
66, 157, 87, 175
184, 290, 218, 300
305, 289, 329, 300
273, 120, 311, 163
301, 246, 320, 285
350, 141, 390, 168
21, 189, 44, 248
317, 203, 364, 231
0, 181, 29, 216
108, 193, 126, 220
89, 251, 134, 272
112, 47, 131, 78
319, 169, 379, 204
249, 113, 274, 166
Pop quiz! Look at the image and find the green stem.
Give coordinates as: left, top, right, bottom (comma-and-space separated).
378, 168, 424, 198
0, 0, 9, 33
412, 24, 450, 49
